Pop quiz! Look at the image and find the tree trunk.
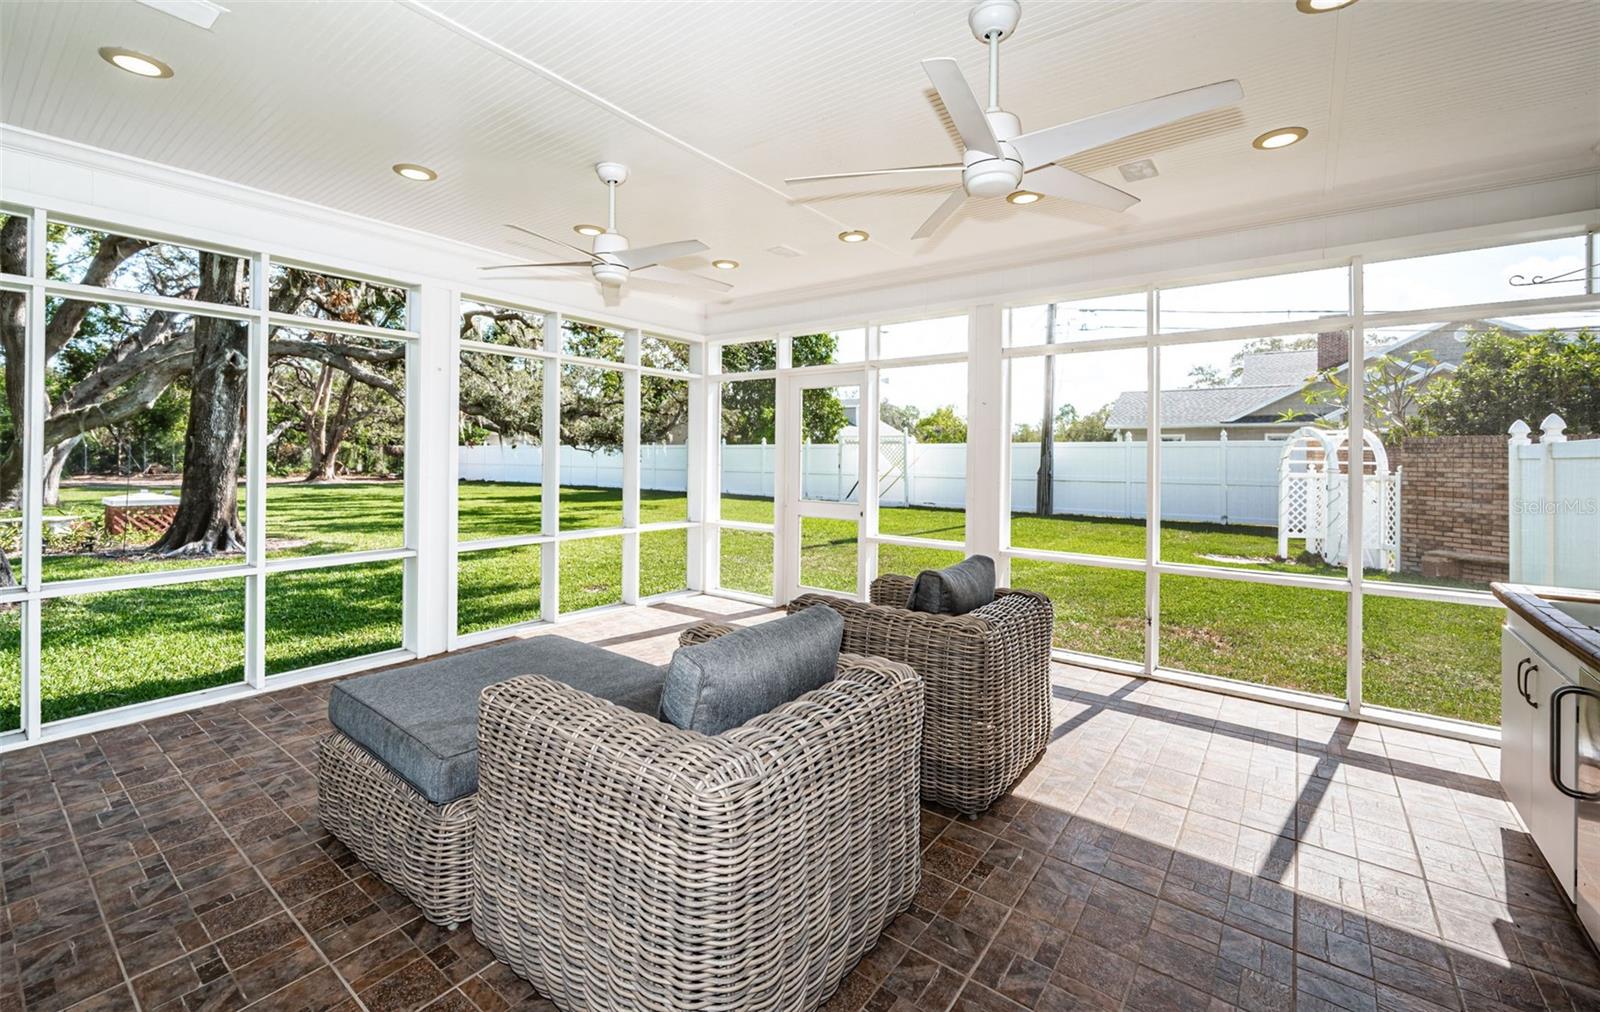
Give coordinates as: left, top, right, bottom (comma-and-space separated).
305, 370, 356, 481
150, 253, 249, 556
41, 436, 79, 508
1035, 301, 1057, 516
1, 218, 27, 513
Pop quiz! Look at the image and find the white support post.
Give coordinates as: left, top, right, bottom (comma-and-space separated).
541, 313, 563, 620
686, 341, 713, 592
859, 364, 880, 597
774, 351, 794, 601
243, 253, 270, 688
967, 304, 1005, 580
405, 284, 452, 658
621, 330, 641, 604
1144, 287, 1161, 676
1346, 258, 1365, 717
442, 292, 463, 649
21, 207, 46, 739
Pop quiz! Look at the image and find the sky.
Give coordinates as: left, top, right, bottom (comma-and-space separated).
735, 236, 1592, 432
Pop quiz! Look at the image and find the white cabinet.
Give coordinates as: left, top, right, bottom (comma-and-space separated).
1501, 621, 1578, 901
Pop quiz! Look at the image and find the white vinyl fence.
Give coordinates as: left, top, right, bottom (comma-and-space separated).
1509, 415, 1600, 590
460, 436, 1287, 526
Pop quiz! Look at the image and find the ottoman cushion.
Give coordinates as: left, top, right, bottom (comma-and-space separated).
328, 635, 664, 804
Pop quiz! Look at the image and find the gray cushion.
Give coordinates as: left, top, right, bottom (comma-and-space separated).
910, 555, 996, 616
660, 607, 843, 735
328, 636, 664, 804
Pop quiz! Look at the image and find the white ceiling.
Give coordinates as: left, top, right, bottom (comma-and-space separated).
2, 0, 1597, 308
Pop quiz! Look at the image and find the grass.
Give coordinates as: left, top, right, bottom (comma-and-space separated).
0, 482, 1503, 731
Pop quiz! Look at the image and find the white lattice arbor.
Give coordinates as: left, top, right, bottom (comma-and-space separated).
1278, 426, 1401, 571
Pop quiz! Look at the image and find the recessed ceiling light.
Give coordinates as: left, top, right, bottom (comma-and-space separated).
838, 230, 870, 243
392, 163, 437, 182
98, 47, 173, 78
1296, 0, 1358, 12
711, 259, 739, 270
1006, 191, 1042, 205
1252, 127, 1309, 150
573, 224, 605, 237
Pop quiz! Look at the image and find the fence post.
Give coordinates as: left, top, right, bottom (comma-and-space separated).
902, 431, 913, 506
1218, 429, 1230, 525
1540, 414, 1566, 585
1123, 432, 1134, 520
1508, 420, 1529, 582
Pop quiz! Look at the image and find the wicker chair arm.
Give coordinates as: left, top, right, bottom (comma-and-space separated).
679, 621, 740, 647
973, 586, 1055, 629
869, 572, 916, 607
790, 592, 994, 642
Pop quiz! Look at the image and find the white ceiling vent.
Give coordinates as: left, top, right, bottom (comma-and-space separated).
1118, 159, 1160, 182
766, 244, 804, 258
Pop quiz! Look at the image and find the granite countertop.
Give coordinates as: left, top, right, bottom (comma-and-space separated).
1492, 582, 1600, 673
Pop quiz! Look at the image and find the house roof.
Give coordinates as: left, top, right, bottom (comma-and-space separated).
1237, 349, 1319, 386
1106, 384, 1305, 430
1107, 320, 1517, 430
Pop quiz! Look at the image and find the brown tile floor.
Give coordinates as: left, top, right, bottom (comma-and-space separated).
3, 596, 1597, 1011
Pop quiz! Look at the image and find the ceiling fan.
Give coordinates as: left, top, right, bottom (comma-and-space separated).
784, 0, 1244, 239
481, 162, 730, 304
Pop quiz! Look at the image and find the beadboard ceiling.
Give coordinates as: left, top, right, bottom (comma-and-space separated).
2, 0, 1597, 307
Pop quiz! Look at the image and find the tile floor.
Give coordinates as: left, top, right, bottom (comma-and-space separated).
3, 596, 1596, 1010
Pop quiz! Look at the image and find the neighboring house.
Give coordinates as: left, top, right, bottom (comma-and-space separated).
1105, 320, 1515, 440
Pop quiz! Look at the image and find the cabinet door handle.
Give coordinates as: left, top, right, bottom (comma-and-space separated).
1550, 684, 1600, 801
1525, 663, 1540, 708
1517, 658, 1531, 701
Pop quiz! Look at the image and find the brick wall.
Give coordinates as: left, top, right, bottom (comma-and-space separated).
1388, 433, 1597, 584
1387, 435, 1510, 582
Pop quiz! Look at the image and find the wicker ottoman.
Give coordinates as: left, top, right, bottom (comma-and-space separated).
316, 636, 667, 928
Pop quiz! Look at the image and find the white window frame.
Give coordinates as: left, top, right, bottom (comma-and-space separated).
697, 226, 1600, 746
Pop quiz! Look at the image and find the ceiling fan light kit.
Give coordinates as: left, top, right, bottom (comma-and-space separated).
481, 161, 731, 301
783, 0, 1244, 239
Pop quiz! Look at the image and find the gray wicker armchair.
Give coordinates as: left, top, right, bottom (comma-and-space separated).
790, 573, 1053, 817
470, 622, 923, 1012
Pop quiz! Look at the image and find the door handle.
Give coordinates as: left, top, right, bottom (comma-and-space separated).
1517, 658, 1531, 701
1525, 662, 1540, 708
1550, 684, 1600, 801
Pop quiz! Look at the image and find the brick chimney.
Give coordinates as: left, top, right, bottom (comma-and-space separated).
1317, 330, 1349, 373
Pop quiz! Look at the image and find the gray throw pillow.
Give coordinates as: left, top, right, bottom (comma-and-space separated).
910, 555, 996, 616
660, 606, 844, 735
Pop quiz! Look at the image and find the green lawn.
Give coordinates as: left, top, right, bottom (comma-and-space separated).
0, 483, 1503, 732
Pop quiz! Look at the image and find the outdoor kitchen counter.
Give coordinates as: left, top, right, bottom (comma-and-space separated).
1492, 582, 1600, 673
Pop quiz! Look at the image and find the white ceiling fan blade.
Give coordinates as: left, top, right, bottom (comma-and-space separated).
612, 239, 709, 270
635, 264, 733, 293
911, 186, 970, 240
1022, 164, 1139, 212
1011, 79, 1245, 170
503, 222, 603, 262
785, 163, 963, 184
480, 261, 593, 270
922, 58, 1000, 156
